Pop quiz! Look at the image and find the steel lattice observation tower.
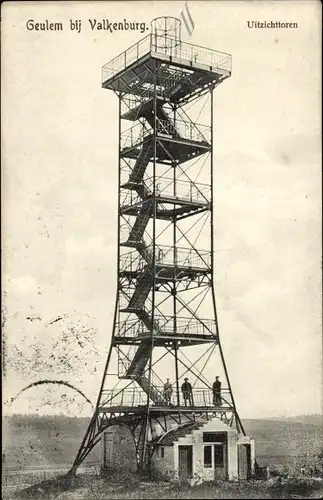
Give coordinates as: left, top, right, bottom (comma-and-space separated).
69, 17, 250, 477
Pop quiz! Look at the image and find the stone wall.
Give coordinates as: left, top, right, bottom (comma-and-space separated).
150, 445, 174, 480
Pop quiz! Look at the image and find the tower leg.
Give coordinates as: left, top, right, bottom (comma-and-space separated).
66, 466, 78, 478
134, 417, 149, 473
67, 410, 103, 476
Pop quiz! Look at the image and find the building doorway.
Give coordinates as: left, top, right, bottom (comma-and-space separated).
203, 432, 228, 480
214, 443, 227, 479
238, 443, 252, 479
103, 430, 114, 468
203, 443, 227, 479
178, 445, 193, 478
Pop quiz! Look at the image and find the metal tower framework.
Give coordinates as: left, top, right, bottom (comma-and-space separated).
70, 17, 244, 476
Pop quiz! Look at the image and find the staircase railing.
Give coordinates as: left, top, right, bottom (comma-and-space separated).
128, 211, 152, 242
121, 122, 153, 151
120, 188, 142, 208
120, 250, 145, 274
128, 143, 152, 184
163, 67, 192, 94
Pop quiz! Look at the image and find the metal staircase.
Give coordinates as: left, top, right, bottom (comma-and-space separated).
120, 116, 213, 396
146, 105, 182, 138
126, 270, 152, 312
126, 339, 152, 377
137, 376, 164, 404
128, 142, 152, 184
136, 241, 154, 264
121, 342, 165, 405
128, 204, 152, 242
136, 309, 162, 333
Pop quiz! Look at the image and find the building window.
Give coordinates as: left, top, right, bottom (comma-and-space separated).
204, 445, 212, 468
160, 447, 165, 458
203, 432, 227, 443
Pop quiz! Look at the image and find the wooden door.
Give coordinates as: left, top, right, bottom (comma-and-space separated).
178, 445, 193, 478
103, 431, 114, 468
238, 444, 251, 479
214, 444, 227, 479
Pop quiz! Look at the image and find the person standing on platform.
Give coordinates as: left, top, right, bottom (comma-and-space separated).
213, 376, 222, 405
181, 378, 193, 406
163, 378, 173, 405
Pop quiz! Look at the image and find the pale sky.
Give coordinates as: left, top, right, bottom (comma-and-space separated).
2, 0, 322, 419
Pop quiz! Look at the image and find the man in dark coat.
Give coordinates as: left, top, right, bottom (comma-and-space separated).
163, 378, 173, 405
181, 378, 193, 406
213, 376, 222, 405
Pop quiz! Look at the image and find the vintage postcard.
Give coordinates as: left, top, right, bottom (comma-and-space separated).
2, 1, 322, 499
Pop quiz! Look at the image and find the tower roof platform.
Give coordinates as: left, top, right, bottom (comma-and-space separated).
102, 32, 231, 104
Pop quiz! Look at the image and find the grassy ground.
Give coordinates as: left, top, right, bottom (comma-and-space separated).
3, 415, 322, 470
3, 473, 323, 500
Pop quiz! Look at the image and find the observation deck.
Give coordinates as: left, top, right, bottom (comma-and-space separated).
120, 177, 210, 221
99, 387, 233, 416
114, 315, 217, 347
120, 119, 211, 165
102, 32, 231, 104
120, 244, 211, 276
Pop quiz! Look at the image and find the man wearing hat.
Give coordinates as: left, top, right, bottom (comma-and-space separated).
181, 377, 193, 406
213, 376, 222, 406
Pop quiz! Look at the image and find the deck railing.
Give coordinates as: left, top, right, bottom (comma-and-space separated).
121, 118, 210, 151
102, 34, 151, 81
152, 176, 210, 204
157, 118, 210, 144
101, 386, 147, 408
120, 241, 211, 272
116, 316, 217, 338
100, 387, 233, 409
102, 34, 232, 84
157, 245, 211, 269
120, 177, 210, 207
